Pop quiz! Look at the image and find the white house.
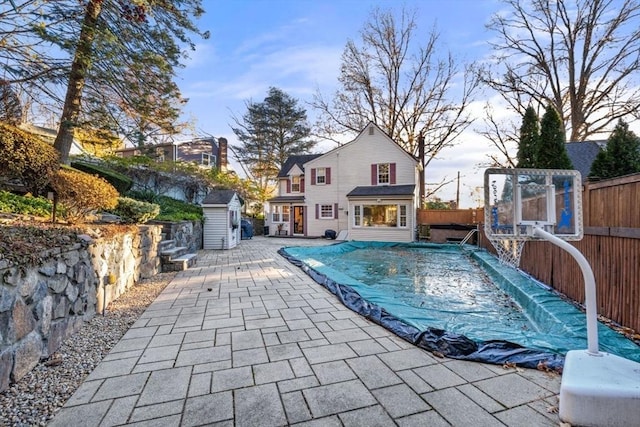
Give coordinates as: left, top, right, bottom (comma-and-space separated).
267, 122, 420, 242
202, 189, 242, 249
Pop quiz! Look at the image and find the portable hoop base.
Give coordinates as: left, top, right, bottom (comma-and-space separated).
559, 350, 640, 427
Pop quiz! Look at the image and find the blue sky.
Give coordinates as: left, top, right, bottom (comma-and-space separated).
176, 0, 506, 207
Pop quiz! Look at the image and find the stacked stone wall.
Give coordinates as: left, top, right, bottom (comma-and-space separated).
0, 225, 162, 392
149, 220, 203, 252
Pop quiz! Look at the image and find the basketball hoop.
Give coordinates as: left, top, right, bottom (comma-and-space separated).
483, 167, 583, 269
488, 238, 525, 269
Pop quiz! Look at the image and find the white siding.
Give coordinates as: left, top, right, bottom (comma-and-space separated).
304, 123, 418, 240
202, 194, 242, 250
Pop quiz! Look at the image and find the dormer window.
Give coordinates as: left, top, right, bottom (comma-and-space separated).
291, 176, 301, 192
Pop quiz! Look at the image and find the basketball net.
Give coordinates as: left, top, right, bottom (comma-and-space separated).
488, 238, 525, 269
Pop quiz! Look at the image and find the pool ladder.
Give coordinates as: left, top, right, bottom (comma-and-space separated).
459, 229, 478, 246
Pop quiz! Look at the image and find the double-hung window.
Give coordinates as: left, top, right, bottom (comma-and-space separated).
377, 163, 390, 184
272, 206, 280, 222
316, 168, 326, 185
291, 176, 300, 192
282, 205, 290, 222
320, 204, 334, 219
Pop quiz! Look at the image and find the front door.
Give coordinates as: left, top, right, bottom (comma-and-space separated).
293, 206, 304, 235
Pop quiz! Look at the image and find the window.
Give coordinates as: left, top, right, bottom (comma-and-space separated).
282, 205, 290, 222
352, 204, 408, 228
320, 204, 334, 219
291, 176, 300, 192
272, 206, 280, 222
377, 163, 390, 184
316, 168, 326, 185
202, 153, 216, 167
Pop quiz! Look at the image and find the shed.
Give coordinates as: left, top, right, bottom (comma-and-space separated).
201, 189, 243, 250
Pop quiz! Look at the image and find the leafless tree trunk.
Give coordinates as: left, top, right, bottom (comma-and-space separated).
53, 0, 102, 164
312, 6, 479, 169
482, 0, 640, 142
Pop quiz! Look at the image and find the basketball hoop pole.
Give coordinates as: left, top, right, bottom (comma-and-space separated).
532, 226, 599, 355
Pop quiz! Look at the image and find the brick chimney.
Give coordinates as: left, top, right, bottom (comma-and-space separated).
217, 137, 228, 171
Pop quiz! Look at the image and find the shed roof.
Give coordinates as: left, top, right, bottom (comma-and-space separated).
201, 189, 240, 205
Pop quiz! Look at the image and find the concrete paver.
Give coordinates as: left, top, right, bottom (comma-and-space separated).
50, 236, 562, 426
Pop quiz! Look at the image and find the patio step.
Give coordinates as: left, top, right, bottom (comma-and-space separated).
158, 239, 197, 272
163, 253, 198, 272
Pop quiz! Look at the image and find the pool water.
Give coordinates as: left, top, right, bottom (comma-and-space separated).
281, 241, 640, 368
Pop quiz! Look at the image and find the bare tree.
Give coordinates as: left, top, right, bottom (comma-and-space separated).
312, 6, 479, 170
483, 0, 640, 142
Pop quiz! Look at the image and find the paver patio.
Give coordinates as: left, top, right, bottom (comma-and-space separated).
49, 236, 561, 426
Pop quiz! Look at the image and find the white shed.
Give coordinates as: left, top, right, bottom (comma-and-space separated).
201, 190, 243, 250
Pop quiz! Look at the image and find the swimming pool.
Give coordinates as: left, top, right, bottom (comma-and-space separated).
280, 241, 640, 370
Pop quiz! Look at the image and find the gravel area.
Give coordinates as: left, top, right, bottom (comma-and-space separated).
0, 271, 176, 426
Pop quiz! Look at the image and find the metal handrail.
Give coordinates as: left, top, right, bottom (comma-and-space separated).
459, 229, 478, 246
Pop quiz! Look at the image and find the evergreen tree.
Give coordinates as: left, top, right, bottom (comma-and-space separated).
0, 1, 206, 164
589, 120, 640, 179
232, 87, 315, 201
537, 104, 573, 169
517, 106, 539, 168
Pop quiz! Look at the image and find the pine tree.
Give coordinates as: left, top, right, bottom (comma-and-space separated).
232, 87, 315, 201
589, 120, 640, 179
537, 104, 573, 169
517, 106, 539, 168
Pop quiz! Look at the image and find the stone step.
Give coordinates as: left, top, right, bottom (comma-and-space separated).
160, 246, 188, 262
163, 253, 198, 272
158, 239, 175, 251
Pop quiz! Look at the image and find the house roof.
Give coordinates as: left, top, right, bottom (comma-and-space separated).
565, 141, 606, 179
306, 122, 418, 167
201, 189, 239, 205
347, 184, 416, 197
267, 195, 306, 204
277, 154, 323, 178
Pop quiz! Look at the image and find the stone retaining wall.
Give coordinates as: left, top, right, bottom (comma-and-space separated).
149, 220, 203, 252
0, 225, 163, 392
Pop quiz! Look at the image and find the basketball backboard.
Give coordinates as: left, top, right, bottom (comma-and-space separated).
484, 168, 583, 241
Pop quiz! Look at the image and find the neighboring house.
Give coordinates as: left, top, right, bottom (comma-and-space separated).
19, 123, 87, 156
267, 122, 420, 242
115, 137, 229, 171
565, 141, 606, 180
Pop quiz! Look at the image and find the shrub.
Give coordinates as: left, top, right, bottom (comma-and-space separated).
0, 123, 59, 195
155, 195, 203, 222
71, 160, 133, 193
0, 191, 54, 217
50, 168, 119, 223
110, 197, 160, 224
125, 189, 158, 203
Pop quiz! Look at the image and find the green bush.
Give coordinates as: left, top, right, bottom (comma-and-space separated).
125, 189, 158, 203
109, 197, 160, 224
155, 195, 203, 222
51, 167, 119, 223
0, 123, 59, 195
71, 160, 133, 194
0, 191, 53, 217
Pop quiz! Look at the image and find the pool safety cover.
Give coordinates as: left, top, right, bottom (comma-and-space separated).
280, 241, 640, 370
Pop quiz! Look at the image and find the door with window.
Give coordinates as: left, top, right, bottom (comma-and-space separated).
293, 206, 304, 235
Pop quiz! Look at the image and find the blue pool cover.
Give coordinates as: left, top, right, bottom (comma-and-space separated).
279, 241, 640, 370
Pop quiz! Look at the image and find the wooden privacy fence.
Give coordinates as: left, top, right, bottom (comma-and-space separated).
479, 173, 640, 333
417, 208, 484, 225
